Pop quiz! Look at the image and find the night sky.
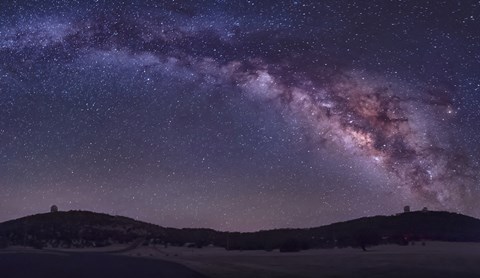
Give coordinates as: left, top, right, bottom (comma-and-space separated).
1, 0, 479, 232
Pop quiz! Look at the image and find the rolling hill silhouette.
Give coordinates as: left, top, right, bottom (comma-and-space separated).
1, 210, 480, 251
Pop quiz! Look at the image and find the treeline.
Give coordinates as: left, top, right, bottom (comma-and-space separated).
1, 210, 480, 251
157, 211, 480, 251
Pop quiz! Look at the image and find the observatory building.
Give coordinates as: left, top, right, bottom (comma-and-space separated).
50, 205, 58, 213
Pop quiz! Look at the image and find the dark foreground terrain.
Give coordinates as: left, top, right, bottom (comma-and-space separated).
0, 251, 206, 278
2, 242, 480, 278
151, 242, 480, 278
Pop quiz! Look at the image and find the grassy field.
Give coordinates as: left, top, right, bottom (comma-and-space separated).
0, 248, 206, 278
3, 242, 480, 277
121, 242, 480, 278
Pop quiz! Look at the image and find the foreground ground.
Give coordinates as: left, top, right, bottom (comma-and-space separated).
122, 242, 480, 278
2, 242, 480, 278
0, 249, 206, 278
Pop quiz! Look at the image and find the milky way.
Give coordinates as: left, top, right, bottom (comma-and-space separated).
1, 1, 479, 231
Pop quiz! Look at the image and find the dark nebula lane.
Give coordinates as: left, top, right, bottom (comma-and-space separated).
0, 0, 479, 231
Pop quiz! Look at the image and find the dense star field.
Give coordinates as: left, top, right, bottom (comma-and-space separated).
0, 0, 479, 231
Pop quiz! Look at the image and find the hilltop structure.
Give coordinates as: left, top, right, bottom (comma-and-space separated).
50, 205, 58, 213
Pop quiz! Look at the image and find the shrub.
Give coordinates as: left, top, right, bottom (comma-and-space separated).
0, 237, 8, 249
353, 230, 381, 251
279, 238, 301, 252
31, 240, 44, 249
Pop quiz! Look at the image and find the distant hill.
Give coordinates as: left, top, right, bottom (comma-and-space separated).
0, 211, 166, 248
1, 210, 480, 251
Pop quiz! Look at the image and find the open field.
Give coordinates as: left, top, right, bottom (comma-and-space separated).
2, 242, 480, 277
121, 242, 480, 278
0, 248, 206, 278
